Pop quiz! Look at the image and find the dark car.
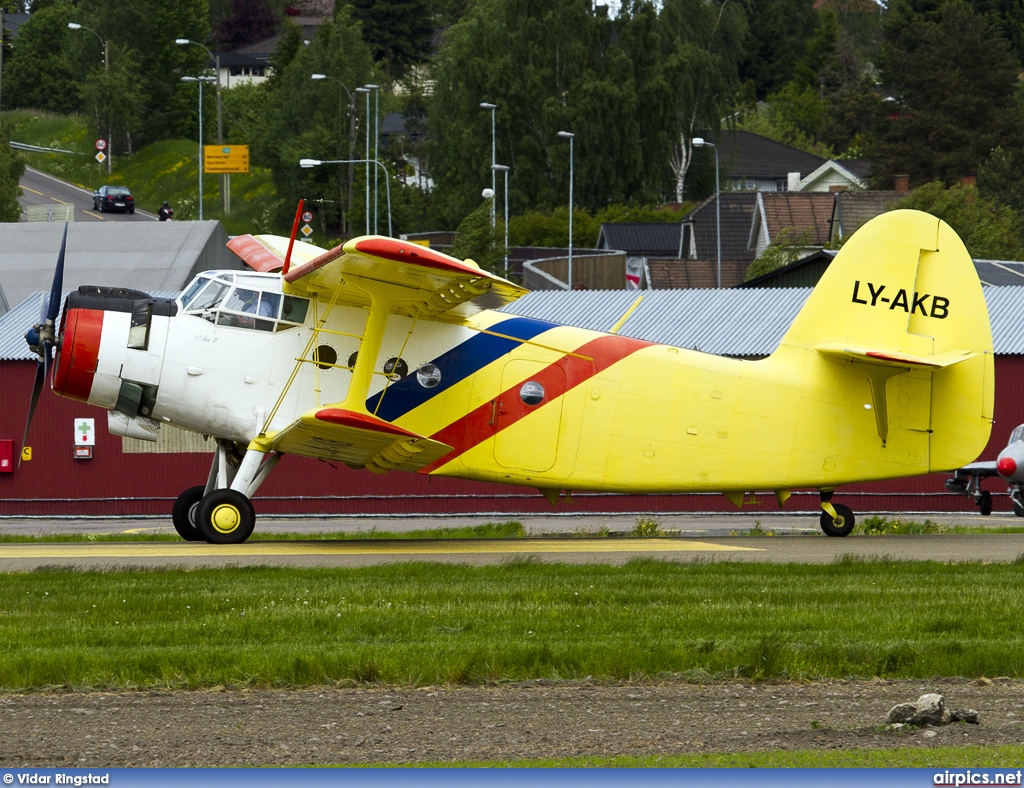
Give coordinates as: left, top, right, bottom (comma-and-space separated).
92, 185, 134, 213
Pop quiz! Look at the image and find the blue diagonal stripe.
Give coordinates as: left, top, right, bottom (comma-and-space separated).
367, 316, 558, 422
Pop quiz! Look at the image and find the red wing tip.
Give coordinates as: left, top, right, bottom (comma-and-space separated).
314, 408, 419, 438
864, 351, 937, 366
353, 238, 480, 275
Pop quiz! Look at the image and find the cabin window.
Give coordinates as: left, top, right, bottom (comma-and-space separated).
416, 364, 441, 388
127, 300, 152, 350
520, 381, 545, 406
384, 357, 409, 380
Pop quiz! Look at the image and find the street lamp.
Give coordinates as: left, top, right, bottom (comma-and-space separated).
300, 158, 392, 237
365, 83, 381, 235
312, 74, 356, 237
480, 102, 497, 228
182, 75, 216, 220
692, 137, 721, 289
557, 131, 574, 290
69, 23, 110, 174
491, 164, 509, 278
355, 87, 371, 235
177, 39, 225, 211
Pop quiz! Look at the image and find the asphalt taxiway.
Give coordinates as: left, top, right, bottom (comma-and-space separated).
0, 512, 1021, 570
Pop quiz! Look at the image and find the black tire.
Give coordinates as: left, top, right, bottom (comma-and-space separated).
128, 208, 135, 214
171, 485, 206, 541
196, 489, 256, 544
1014, 501, 1024, 518
979, 490, 993, 516
820, 503, 855, 537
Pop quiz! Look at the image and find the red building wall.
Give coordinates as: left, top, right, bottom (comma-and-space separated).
1, 357, 1020, 517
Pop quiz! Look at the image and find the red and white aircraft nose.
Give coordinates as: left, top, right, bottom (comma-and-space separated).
998, 456, 1017, 477
996, 445, 1024, 481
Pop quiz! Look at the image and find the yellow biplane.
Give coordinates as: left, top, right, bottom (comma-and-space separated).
24, 209, 993, 541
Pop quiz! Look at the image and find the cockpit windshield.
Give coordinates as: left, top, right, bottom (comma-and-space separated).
1012, 425, 1024, 444
178, 272, 309, 332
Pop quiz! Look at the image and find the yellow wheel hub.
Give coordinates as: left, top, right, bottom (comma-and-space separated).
211, 503, 241, 534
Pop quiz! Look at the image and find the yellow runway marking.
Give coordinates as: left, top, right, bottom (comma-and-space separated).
0, 539, 761, 559
83, 210, 106, 220
22, 186, 43, 196
51, 197, 67, 204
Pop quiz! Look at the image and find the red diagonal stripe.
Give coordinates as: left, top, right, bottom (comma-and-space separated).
419, 334, 652, 473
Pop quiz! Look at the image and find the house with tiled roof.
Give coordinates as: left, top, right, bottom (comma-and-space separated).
645, 193, 759, 289
830, 190, 902, 243
596, 223, 686, 257
749, 192, 835, 259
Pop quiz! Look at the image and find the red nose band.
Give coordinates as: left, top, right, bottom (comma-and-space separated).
998, 456, 1017, 477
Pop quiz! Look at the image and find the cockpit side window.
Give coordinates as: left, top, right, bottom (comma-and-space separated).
278, 296, 309, 329
180, 277, 210, 310
187, 280, 229, 314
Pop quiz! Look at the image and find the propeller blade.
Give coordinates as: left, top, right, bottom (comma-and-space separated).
19, 361, 45, 467
47, 222, 68, 323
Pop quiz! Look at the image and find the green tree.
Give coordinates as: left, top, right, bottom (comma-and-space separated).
897, 180, 1024, 260
347, 0, 434, 82
662, 0, 747, 201
871, 0, 1024, 188
4, 2, 79, 114
736, 0, 818, 99
76, 0, 210, 144
256, 11, 377, 235
0, 123, 24, 222
77, 44, 147, 157
978, 145, 1024, 215
450, 197, 503, 272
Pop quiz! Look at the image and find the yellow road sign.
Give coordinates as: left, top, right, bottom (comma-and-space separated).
204, 145, 250, 174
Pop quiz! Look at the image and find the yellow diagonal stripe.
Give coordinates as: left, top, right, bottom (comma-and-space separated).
0, 539, 761, 559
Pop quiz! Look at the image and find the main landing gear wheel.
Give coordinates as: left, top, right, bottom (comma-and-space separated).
171, 485, 206, 542
978, 490, 993, 516
196, 489, 256, 544
820, 503, 855, 537
1014, 501, 1024, 518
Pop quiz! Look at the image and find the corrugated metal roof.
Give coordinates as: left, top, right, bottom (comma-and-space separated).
0, 291, 179, 361
503, 286, 1024, 357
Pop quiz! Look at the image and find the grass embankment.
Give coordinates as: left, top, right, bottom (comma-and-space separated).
3, 109, 276, 233
2, 559, 1024, 690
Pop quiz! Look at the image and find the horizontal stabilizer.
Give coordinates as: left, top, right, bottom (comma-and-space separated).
815, 344, 977, 369
261, 407, 452, 474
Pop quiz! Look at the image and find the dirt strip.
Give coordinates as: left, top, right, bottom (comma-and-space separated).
1, 678, 1022, 766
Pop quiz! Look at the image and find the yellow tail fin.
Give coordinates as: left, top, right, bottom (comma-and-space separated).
777, 209, 993, 469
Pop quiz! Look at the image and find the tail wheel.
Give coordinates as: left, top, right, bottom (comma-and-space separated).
171, 485, 206, 541
820, 503, 855, 537
196, 489, 256, 544
978, 490, 993, 516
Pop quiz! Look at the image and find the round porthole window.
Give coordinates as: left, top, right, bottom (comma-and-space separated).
384, 357, 409, 379
313, 345, 338, 370
416, 363, 442, 388
520, 380, 545, 405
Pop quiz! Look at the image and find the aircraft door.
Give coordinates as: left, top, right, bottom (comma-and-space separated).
492, 359, 564, 472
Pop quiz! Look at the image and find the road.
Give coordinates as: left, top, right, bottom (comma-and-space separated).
1, 513, 1022, 570
18, 166, 157, 223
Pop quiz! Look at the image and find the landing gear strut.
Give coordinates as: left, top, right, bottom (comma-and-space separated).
173, 439, 280, 544
819, 491, 855, 537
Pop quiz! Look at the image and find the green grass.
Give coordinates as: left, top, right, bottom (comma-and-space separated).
0, 521, 527, 543
381, 745, 1024, 767
3, 559, 1024, 690
4, 109, 277, 234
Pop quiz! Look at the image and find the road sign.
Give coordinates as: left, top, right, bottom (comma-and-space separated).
204, 144, 250, 174
301, 224, 313, 237
95, 139, 106, 151
75, 418, 96, 446
95, 152, 106, 163
301, 211, 313, 223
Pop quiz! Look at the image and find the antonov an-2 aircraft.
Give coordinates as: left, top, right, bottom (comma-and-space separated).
23, 209, 993, 543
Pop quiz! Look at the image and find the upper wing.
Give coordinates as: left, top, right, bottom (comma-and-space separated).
283, 236, 527, 320
258, 407, 453, 475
